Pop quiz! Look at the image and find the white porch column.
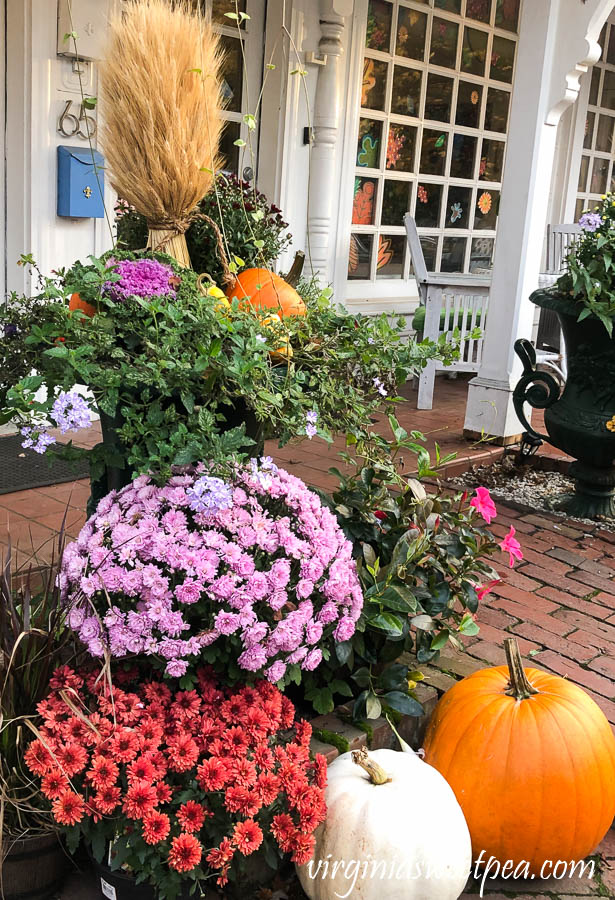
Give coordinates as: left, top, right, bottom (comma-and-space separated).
463, 0, 613, 443
306, 0, 354, 281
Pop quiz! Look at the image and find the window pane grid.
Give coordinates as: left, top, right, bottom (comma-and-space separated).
351, 0, 518, 279
577, 19, 615, 219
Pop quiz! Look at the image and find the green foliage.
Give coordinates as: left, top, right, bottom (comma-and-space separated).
300, 419, 501, 721
557, 193, 615, 333
4, 252, 452, 484
115, 172, 292, 284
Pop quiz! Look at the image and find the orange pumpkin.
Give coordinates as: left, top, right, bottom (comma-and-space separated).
226, 268, 306, 317
423, 638, 615, 874
68, 292, 96, 318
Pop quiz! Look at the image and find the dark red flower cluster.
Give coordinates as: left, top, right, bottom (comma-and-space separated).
25, 665, 327, 888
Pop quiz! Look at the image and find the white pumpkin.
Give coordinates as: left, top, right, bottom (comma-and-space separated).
297, 746, 471, 900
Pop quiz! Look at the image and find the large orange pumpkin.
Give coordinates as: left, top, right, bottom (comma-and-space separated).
226, 268, 306, 317
68, 292, 96, 318
423, 638, 615, 874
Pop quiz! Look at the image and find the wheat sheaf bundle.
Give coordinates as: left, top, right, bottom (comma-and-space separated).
100, 0, 225, 266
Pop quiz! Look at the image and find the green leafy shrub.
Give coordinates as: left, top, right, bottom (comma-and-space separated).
298, 419, 506, 720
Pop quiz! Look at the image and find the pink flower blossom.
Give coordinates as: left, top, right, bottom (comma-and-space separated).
476, 579, 502, 602
500, 526, 523, 568
470, 487, 497, 524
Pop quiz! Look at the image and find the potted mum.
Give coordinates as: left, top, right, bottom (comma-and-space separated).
25, 666, 327, 900
60, 458, 362, 686
514, 193, 615, 517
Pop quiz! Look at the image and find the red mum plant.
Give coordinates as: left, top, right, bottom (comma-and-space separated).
25, 666, 327, 900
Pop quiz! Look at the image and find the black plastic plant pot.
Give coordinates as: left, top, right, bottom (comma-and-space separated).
513, 289, 615, 518
91, 858, 194, 900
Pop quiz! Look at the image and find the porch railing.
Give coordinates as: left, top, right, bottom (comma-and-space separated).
404, 214, 490, 410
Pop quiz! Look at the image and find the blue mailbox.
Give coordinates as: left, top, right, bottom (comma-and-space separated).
57, 146, 105, 218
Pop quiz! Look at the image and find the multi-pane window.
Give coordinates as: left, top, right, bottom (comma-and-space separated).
576, 21, 615, 220
197, 0, 261, 174
348, 0, 519, 281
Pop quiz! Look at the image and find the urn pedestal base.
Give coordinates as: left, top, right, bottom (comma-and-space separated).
547, 461, 615, 519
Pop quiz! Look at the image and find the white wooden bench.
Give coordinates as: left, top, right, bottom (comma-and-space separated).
404, 213, 490, 410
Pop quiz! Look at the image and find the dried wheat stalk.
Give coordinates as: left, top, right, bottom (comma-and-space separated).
100, 0, 225, 265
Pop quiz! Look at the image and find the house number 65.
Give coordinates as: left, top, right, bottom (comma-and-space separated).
58, 100, 97, 140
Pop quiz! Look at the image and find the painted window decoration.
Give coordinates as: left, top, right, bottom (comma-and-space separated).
349, 0, 519, 280
577, 19, 615, 222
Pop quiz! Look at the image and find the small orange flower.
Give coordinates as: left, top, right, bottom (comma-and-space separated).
471, 90, 479, 105
477, 191, 492, 215
606, 415, 615, 432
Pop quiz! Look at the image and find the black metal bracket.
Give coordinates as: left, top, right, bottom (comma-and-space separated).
512, 338, 561, 444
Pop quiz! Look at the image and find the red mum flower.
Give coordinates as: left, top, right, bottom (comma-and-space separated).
142, 811, 171, 845
41, 769, 69, 799
24, 740, 54, 776
56, 742, 88, 776
94, 785, 121, 814
271, 813, 296, 853
290, 831, 316, 866
143, 681, 172, 706
166, 735, 199, 773
232, 819, 263, 856
206, 837, 234, 869
138, 718, 164, 751
256, 772, 280, 806
196, 757, 227, 791
173, 690, 201, 719
109, 728, 140, 763
127, 756, 156, 783
252, 744, 274, 769
229, 757, 256, 786
223, 726, 249, 757
52, 791, 86, 826
312, 754, 327, 790
168, 833, 202, 873
87, 755, 119, 789
177, 801, 206, 833
49, 665, 84, 692
224, 786, 261, 817
155, 781, 173, 804
123, 779, 158, 820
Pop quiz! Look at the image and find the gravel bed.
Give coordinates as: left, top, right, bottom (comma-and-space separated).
445, 455, 615, 527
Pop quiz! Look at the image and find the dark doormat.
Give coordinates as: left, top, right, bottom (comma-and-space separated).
0, 434, 90, 495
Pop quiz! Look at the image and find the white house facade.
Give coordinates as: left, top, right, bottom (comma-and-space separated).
2, 0, 615, 440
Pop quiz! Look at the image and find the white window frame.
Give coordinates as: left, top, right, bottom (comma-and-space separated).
206, 0, 266, 178
336, 0, 519, 300
576, 15, 615, 219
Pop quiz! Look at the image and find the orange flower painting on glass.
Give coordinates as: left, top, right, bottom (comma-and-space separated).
477, 191, 492, 215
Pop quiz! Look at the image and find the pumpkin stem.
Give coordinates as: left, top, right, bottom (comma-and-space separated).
504, 637, 538, 700
351, 747, 392, 785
